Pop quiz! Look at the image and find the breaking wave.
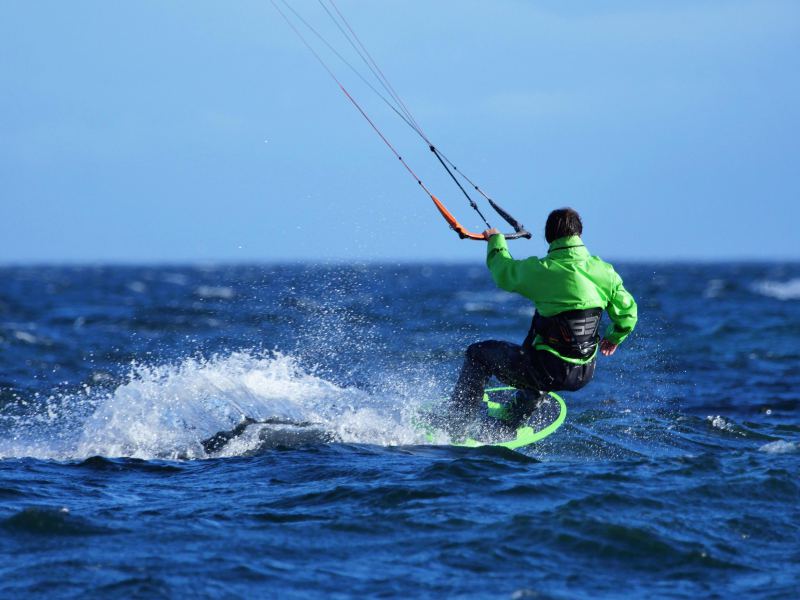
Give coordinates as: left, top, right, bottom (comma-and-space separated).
751, 278, 800, 301
0, 352, 428, 461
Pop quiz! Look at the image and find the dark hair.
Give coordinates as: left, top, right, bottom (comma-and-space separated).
545, 208, 583, 243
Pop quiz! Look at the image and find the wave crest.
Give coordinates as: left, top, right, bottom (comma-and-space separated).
752, 278, 800, 301
2, 352, 424, 461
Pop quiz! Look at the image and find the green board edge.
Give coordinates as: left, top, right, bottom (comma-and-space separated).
426, 386, 567, 449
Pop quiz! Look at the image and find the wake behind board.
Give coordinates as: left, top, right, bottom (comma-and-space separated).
416, 386, 567, 450
201, 417, 337, 455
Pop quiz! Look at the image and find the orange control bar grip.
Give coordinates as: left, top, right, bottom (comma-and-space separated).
430, 195, 485, 240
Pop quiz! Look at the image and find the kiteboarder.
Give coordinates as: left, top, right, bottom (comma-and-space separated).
446, 208, 638, 434
271, 0, 636, 441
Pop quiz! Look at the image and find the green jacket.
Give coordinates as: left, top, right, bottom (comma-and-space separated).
486, 234, 638, 363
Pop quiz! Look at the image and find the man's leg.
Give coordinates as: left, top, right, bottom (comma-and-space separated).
447, 340, 540, 432
505, 389, 548, 427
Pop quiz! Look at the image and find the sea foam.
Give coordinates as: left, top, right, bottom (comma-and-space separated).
751, 278, 800, 301
2, 352, 427, 461
758, 440, 798, 454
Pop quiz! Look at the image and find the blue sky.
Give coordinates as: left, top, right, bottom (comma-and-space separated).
1, 0, 798, 263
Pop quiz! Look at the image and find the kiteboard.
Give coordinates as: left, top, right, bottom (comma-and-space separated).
416, 386, 567, 450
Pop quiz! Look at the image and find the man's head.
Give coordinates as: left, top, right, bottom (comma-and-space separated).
545, 208, 583, 243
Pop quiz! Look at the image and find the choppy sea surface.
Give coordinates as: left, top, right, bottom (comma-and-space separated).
1, 262, 798, 599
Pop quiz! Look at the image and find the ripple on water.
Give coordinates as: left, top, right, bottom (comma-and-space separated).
73, 455, 186, 473
1, 507, 118, 536
89, 577, 173, 599
550, 517, 746, 573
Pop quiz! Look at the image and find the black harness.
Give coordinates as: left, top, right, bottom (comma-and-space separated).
523, 308, 603, 359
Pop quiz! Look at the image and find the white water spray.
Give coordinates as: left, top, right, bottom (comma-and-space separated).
1, 352, 430, 461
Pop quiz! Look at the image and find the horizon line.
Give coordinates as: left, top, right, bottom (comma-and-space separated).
2, 257, 800, 268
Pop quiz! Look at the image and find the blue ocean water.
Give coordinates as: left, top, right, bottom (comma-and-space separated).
0, 262, 798, 599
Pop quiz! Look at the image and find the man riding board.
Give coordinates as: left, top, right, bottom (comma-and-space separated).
446, 208, 638, 435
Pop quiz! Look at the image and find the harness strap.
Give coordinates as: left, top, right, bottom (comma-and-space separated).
524, 308, 603, 360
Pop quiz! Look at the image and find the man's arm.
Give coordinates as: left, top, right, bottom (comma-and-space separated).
603, 271, 638, 353
484, 231, 527, 294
